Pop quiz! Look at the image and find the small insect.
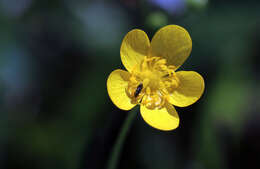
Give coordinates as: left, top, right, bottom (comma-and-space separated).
163, 72, 172, 78
134, 83, 143, 97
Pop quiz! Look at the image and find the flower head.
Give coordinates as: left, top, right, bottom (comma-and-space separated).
107, 25, 204, 131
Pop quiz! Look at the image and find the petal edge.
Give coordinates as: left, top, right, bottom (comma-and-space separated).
107, 69, 136, 110
168, 71, 205, 107
120, 29, 150, 72
140, 103, 179, 131
149, 25, 192, 70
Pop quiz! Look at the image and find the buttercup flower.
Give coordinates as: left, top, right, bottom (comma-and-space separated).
107, 25, 204, 131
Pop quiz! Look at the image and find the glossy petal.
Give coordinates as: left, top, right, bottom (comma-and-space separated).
140, 103, 179, 131
120, 29, 150, 72
149, 25, 192, 70
107, 69, 136, 110
168, 71, 205, 107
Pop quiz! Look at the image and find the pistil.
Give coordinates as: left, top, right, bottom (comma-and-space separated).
126, 56, 179, 109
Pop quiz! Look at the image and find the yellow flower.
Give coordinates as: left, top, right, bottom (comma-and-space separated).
107, 25, 205, 131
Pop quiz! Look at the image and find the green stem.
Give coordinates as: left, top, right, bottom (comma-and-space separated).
106, 107, 138, 169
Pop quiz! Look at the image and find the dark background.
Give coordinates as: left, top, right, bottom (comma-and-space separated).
0, 0, 259, 169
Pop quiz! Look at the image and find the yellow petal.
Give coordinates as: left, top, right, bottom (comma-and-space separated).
120, 29, 150, 72
107, 69, 136, 110
149, 25, 192, 70
140, 103, 179, 131
168, 71, 205, 107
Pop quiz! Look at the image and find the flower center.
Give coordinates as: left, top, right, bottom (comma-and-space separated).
126, 56, 179, 109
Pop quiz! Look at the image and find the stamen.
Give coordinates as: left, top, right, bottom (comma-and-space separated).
126, 56, 179, 109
